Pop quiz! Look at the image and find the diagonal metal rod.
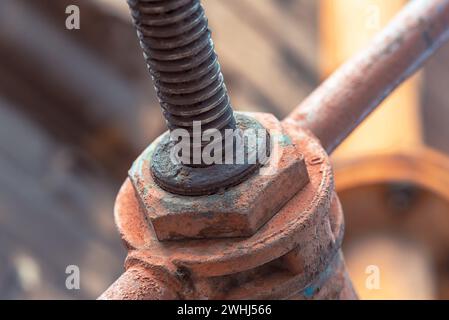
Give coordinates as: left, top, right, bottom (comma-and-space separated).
285, 0, 449, 154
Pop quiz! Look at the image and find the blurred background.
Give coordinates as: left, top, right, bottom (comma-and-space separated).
0, 0, 448, 299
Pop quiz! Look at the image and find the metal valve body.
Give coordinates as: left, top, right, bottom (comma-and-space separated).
100, 113, 357, 300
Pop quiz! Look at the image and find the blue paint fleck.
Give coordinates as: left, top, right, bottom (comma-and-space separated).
302, 258, 336, 298
304, 286, 316, 298
277, 134, 292, 147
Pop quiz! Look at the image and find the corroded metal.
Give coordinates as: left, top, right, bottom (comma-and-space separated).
149, 113, 270, 196
127, 0, 263, 194
127, 0, 236, 139
286, 0, 449, 154
101, 117, 356, 299
130, 112, 309, 240
98, 265, 179, 300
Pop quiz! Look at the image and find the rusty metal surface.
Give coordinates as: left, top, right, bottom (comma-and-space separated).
286, 0, 449, 154
127, 0, 265, 194
127, 0, 236, 164
103, 117, 355, 299
98, 265, 179, 300
287, 252, 357, 300
150, 113, 270, 196
130, 112, 308, 240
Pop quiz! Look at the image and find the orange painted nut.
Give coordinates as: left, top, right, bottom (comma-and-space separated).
128, 112, 310, 240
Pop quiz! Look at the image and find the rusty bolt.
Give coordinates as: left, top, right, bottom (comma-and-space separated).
127, 0, 266, 195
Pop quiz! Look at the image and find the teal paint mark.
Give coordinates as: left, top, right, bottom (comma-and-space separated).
304, 286, 316, 298
277, 134, 292, 147
301, 257, 337, 298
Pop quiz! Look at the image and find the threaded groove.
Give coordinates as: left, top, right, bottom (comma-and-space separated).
128, 0, 236, 164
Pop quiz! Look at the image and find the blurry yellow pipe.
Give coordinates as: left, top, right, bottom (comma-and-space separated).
320, 0, 423, 161
320, 0, 433, 300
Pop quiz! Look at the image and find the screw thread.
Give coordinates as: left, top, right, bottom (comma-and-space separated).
127, 0, 236, 163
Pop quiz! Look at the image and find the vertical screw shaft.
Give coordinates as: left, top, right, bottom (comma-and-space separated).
127, 0, 236, 164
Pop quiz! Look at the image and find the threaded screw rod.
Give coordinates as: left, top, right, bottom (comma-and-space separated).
127, 0, 236, 164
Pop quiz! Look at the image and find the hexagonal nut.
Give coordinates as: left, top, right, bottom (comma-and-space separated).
129, 112, 310, 241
